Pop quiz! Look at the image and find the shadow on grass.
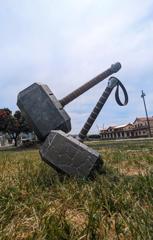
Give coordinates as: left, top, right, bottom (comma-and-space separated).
35, 160, 153, 192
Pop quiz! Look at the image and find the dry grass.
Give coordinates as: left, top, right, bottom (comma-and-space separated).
0, 139, 153, 239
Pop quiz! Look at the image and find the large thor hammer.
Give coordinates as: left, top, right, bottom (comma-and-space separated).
17, 63, 121, 140
40, 77, 128, 178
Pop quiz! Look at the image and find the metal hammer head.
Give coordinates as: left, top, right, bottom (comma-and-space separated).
39, 130, 102, 178
17, 83, 71, 140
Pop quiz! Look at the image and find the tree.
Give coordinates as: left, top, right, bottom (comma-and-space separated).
0, 109, 32, 146
0, 108, 12, 132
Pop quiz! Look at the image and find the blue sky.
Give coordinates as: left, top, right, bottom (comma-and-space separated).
0, 0, 153, 133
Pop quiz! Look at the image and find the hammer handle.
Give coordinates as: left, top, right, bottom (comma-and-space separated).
78, 77, 120, 141
59, 62, 121, 107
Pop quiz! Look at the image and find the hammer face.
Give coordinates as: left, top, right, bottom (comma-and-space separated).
17, 83, 71, 140
40, 130, 102, 178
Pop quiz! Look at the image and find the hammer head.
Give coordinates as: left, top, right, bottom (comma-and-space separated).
17, 83, 71, 140
39, 130, 103, 178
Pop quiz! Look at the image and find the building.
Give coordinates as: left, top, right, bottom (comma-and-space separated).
100, 117, 153, 140
19, 132, 37, 145
0, 131, 37, 147
0, 132, 9, 147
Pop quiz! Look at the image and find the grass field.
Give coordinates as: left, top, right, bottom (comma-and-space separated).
0, 139, 153, 239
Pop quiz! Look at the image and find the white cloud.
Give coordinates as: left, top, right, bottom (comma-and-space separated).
0, 0, 153, 133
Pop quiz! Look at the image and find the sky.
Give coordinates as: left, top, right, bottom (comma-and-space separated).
0, 0, 153, 133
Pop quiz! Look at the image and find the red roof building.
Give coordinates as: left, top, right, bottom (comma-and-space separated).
100, 117, 153, 139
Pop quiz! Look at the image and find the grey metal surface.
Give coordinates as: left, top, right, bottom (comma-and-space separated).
78, 79, 115, 141
40, 130, 102, 177
39, 76, 128, 178
17, 63, 121, 141
17, 83, 71, 140
78, 77, 128, 141
60, 62, 121, 106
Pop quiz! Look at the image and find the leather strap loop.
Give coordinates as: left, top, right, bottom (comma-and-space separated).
109, 77, 128, 106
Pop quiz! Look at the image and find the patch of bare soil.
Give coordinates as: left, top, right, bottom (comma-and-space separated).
120, 167, 147, 176
65, 209, 87, 229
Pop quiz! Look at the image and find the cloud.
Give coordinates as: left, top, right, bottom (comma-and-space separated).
0, 0, 153, 133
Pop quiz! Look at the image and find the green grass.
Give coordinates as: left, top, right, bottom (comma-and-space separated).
0, 140, 153, 239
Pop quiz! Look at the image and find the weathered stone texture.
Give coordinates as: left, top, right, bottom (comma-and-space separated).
40, 130, 102, 177
17, 83, 71, 140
